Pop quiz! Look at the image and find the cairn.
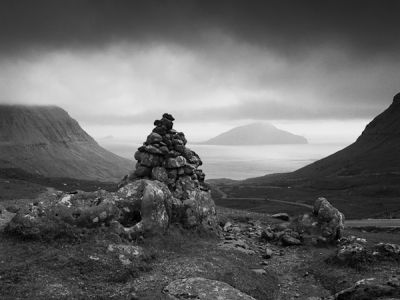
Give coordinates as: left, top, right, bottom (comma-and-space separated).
120, 113, 207, 195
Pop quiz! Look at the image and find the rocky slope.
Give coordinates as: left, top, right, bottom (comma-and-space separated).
201, 122, 308, 145
0, 105, 132, 182
292, 93, 400, 178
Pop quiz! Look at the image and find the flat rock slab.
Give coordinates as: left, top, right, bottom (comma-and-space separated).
163, 277, 256, 300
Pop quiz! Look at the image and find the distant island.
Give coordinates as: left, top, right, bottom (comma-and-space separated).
200, 122, 308, 145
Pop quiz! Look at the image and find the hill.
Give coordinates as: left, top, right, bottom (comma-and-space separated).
0, 105, 132, 182
211, 94, 400, 219
293, 93, 400, 178
201, 122, 308, 145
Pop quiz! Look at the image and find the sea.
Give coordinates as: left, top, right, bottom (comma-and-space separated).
101, 141, 348, 180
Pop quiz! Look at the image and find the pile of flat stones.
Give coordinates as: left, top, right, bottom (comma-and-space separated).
120, 113, 207, 196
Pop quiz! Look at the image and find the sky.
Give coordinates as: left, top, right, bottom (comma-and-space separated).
0, 0, 399, 144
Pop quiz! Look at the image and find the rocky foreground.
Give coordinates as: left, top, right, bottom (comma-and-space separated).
0, 114, 399, 299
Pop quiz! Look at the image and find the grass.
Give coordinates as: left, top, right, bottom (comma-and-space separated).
212, 181, 400, 219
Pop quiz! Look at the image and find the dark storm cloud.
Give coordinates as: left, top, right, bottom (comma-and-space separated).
1, 0, 400, 58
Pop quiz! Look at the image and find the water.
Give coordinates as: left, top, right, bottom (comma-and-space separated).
101, 141, 347, 180
190, 144, 346, 180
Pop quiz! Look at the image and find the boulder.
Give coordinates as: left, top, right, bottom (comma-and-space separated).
313, 197, 344, 241
290, 197, 344, 244
335, 276, 400, 300
6, 179, 217, 239
163, 277, 256, 300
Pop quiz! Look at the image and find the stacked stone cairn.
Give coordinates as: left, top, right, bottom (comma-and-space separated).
5, 113, 217, 240
120, 113, 208, 196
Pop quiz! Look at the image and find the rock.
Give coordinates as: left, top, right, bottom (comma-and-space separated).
313, 197, 344, 241
138, 152, 162, 168
134, 165, 152, 177
223, 221, 232, 232
144, 145, 163, 155
151, 166, 169, 183
162, 113, 175, 121
260, 228, 275, 241
281, 234, 302, 246
334, 237, 369, 265
336, 242, 367, 265
0, 205, 16, 231
281, 230, 302, 246
161, 117, 173, 130
335, 276, 400, 300
146, 132, 163, 144
251, 269, 267, 275
271, 213, 290, 221
262, 248, 273, 259
291, 198, 344, 244
163, 277, 256, 300
373, 242, 400, 258
165, 156, 186, 169
152, 125, 167, 136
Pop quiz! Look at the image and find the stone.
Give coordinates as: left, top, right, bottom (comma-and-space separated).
261, 228, 275, 241
336, 242, 367, 264
0, 205, 16, 231
166, 156, 186, 169
313, 197, 344, 241
161, 117, 173, 130
251, 269, 267, 275
162, 113, 175, 121
281, 234, 302, 246
144, 145, 162, 155
223, 221, 233, 232
271, 213, 290, 221
335, 276, 400, 300
263, 248, 273, 259
151, 166, 169, 183
138, 152, 162, 168
146, 132, 163, 144
373, 242, 400, 258
152, 126, 167, 136
163, 277, 256, 300
281, 230, 302, 246
134, 165, 152, 177
291, 198, 344, 244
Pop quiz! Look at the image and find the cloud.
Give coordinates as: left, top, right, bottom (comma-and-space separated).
0, 0, 400, 59
1, 39, 397, 125
0, 0, 399, 139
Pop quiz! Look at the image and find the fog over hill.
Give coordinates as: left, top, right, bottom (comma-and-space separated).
201, 122, 308, 145
0, 105, 132, 182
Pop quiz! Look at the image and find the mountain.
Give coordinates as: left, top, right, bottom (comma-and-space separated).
0, 105, 132, 182
292, 93, 400, 178
201, 122, 308, 145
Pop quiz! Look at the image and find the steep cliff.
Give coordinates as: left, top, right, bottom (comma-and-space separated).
293, 93, 400, 177
0, 105, 132, 182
